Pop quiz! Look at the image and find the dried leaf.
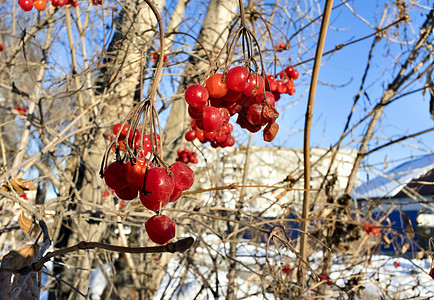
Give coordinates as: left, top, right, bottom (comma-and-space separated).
18, 211, 33, 233
1, 178, 36, 193
401, 243, 410, 254
402, 213, 415, 238
0, 244, 41, 300
383, 235, 391, 249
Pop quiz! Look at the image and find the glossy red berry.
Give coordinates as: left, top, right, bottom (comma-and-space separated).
115, 186, 138, 200
145, 215, 175, 245
104, 161, 128, 190
226, 66, 250, 92
34, 0, 47, 10
170, 162, 194, 191
0, 44, 3, 52
125, 158, 152, 191
19, 0, 34, 11
206, 73, 228, 98
142, 167, 175, 203
202, 106, 223, 132
185, 130, 196, 142
185, 85, 209, 109
140, 192, 169, 211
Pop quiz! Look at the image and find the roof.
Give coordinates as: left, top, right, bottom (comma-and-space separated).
353, 154, 434, 199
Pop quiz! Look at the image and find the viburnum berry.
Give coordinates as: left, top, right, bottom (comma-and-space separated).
0, 44, 3, 52
104, 161, 128, 190
140, 192, 169, 211
115, 185, 138, 200
226, 66, 250, 92
34, 0, 47, 11
142, 167, 175, 203
318, 273, 332, 286
202, 106, 223, 132
145, 214, 175, 245
429, 267, 434, 280
263, 122, 279, 142
185, 130, 196, 142
243, 73, 264, 97
19, 0, 34, 11
185, 85, 209, 109
206, 74, 228, 98
124, 157, 152, 191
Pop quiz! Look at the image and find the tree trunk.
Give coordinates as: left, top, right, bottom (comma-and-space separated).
50, 1, 166, 299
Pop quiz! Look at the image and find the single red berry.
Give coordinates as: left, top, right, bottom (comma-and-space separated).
34, 0, 46, 10
246, 104, 263, 126
225, 135, 235, 147
185, 130, 196, 142
202, 106, 223, 132
185, 85, 209, 109
140, 192, 169, 211
0, 44, 4, 52
19, 0, 34, 11
206, 73, 228, 98
289, 69, 299, 80
142, 167, 175, 203
243, 73, 265, 97
145, 215, 176, 245
188, 105, 203, 120
429, 267, 434, 280
124, 158, 152, 191
115, 185, 138, 200
226, 66, 250, 92
263, 122, 279, 142
221, 89, 243, 103
104, 161, 128, 190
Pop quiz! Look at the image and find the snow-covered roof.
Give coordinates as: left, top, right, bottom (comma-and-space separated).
353, 154, 434, 199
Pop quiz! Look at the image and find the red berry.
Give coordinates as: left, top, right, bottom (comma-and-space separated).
185, 85, 209, 109
0, 44, 3, 52
225, 135, 235, 147
19, 0, 34, 11
188, 105, 203, 120
104, 161, 128, 190
221, 89, 243, 103
246, 104, 263, 126
140, 192, 169, 211
263, 122, 279, 142
124, 158, 152, 191
185, 130, 196, 142
195, 130, 205, 143
226, 66, 250, 92
34, 0, 46, 10
202, 106, 223, 132
429, 267, 434, 280
289, 69, 299, 80
206, 74, 228, 98
145, 215, 175, 245
115, 186, 138, 200
142, 167, 175, 203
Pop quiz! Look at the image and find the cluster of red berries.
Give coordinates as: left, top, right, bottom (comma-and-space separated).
266, 65, 299, 101
13, 106, 27, 115
18, 0, 102, 11
184, 65, 291, 144
273, 42, 288, 52
104, 159, 194, 244
108, 123, 160, 157
363, 223, 380, 235
393, 261, 401, 268
152, 53, 169, 66
185, 120, 235, 148
176, 148, 198, 164
318, 273, 333, 286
